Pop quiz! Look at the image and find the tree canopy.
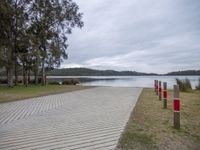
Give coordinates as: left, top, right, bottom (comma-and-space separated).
0, 0, 83, 87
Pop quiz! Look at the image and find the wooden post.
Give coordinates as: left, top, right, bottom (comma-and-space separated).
163, 82, 167, 108
159, 81, 162, 100
173, 85, 180, 129
154, 80, 157, 93
156, 80, 158, 95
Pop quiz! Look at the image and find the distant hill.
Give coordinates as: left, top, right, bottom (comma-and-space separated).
166, 70, 200, 76
1, 67, 200, 76
48, 68, 157, 76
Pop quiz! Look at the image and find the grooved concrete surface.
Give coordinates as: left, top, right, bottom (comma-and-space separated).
0, 87, 142, 150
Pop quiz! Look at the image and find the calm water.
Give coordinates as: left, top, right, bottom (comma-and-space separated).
47, 76, 200, 89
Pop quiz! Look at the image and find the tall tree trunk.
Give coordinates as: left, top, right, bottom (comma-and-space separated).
7, 66, 13, 87
34, 68, 39, 84
24, 69, 28, 87
45, 69, 47, 85
34, 54, 39, 85
41, 59, 45, 86
21, 64, 24, 85
22, 63, 25, 85
14, 0, 18, 86
14, 58, 18, 85
34, 69, 37, 84
6, 68, 8, 84
7, 49, 14, 87
28, 69, 31, 84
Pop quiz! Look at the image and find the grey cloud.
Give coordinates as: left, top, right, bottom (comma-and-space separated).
62, 0, 200, 73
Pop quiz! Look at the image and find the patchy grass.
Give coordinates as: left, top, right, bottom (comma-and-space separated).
117, 88, 200, 150
0, 85, 93, 103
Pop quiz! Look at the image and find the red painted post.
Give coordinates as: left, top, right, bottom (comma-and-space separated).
173, 85, 180, 129
163, 82, 167, 108
159, 81, 162, 100
156, 80, 158, 95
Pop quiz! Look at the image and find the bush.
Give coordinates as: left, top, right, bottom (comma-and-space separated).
17, 79, 23, 84
0, 79, 7, 84
195, 79, 200, 90
176, 78, 192, 92
48, 81, 61, 85
62, 79, 80, 85
0, 78, 43, 85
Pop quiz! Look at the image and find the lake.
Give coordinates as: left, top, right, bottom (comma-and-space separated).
47, 76, 200, 89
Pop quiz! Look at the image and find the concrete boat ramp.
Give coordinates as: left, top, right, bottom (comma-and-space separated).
0, 87, 142, 150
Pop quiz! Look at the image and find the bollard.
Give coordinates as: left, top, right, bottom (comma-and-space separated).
163, 82, 167, 108
156, 80, 159, 95
154, 80, 156, 93
173, 85, 180, 129
159, 81, 162, 100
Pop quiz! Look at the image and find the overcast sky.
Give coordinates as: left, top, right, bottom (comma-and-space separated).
61, 0, 200, 73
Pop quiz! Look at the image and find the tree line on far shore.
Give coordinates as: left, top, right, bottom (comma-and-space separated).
0, 0, 83, 87
48, 68, 200, 76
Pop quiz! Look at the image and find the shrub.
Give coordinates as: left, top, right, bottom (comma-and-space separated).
48, 81, 61, 85
176, 78, 192, 92
0, 79, 7, 84
28, 78, 42, 84
62, 79, 80, 85
17, 79, 23, 84
195, 79, 200, 90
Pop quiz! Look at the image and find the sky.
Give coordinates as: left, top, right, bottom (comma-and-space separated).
61, 0, 200, 73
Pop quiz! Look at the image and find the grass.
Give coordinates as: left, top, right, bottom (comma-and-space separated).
0, 84, 93, 103
117, 88, 200, 150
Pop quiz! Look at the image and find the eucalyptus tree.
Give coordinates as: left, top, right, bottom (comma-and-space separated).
0, 0, 83, 87
26, 24, 41, 84
0, 1, 15, 87
12, 0, 30, 85
29, 0, 83, 85
0, 0, 30, 87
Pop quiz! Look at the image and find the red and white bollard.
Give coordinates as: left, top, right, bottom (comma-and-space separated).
159, 81, 162, 100
173, 85, 180, 129
163, 82, 167, 108
154, 80, 156, 93
156, 80, 158, 95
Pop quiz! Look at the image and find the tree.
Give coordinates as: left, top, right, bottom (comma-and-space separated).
29, 0, 83, 85
0, 1, 14, 87
12, 0, 30, 85
0, 0, 83, 87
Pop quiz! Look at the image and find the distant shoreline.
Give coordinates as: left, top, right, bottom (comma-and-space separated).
48, 68, 200, 76
1, 67, 200, 77
47, 75, 200, 77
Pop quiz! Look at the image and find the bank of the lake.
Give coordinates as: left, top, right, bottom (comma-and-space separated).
0, 85, 93, 103
117, 88, 200, 150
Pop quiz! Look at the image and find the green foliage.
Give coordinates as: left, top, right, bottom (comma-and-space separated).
48, 81, 61, 85
62, 79, 80, 85
195, 79, 200, 90
167, 70, 200, 75
176, 78, 192, 92
0, 79, 7, 84
0, 0, 84, 87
